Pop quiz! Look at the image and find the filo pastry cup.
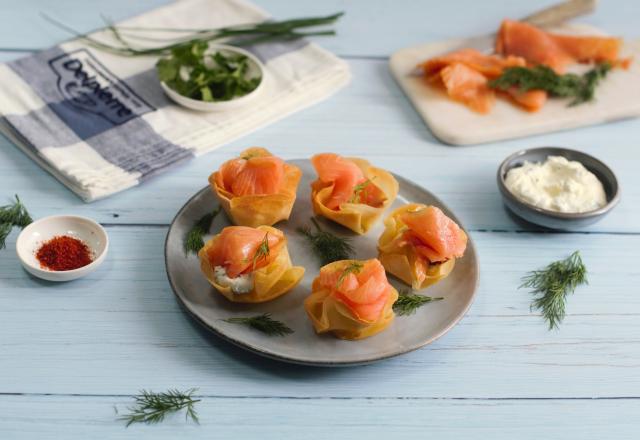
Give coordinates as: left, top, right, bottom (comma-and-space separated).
311, 156, 398, 235
199, 225, 304, 303
210, 147, 302, 227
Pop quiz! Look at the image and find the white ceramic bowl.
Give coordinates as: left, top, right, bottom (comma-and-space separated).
160, 44, 266, 112
16, 215, 109, 282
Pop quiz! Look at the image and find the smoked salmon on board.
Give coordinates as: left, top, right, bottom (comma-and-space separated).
390, 23, 640, 144
416, 20, 629, 114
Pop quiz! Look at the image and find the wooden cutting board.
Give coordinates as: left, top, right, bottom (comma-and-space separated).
389, 24, 640, 145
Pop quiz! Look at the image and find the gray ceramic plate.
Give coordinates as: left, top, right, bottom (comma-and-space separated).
165, 159, 479, 366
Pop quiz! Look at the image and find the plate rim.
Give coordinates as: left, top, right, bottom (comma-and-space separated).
164, 162, 480, 366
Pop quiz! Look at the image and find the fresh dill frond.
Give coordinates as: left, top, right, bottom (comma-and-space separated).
241, 151, 260, 160
489, 63, 611, 106
251, 232, 270, 271
120, 388, 200, 426
0, 222, 12, 250
224, 313, 293, 336
520, 251, 588, 330
393, 289, 443, 316
184, 207, 221, 255
337, 261, 364, 287
348, 177, 375, 203
573, 63, 611, 105
297, 217, 354, 265
0, 194, 33, 249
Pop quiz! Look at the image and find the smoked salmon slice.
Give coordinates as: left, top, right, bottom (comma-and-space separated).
399, 206, 467, 263
317, 259, 393, 322
204, 226, 284, 278
420, 48, 526, 79
496, 19, 623, 73
420, 49, 535, 113
215, 147, 285, 196
419, 20, 628, 113
311, 153, 387, 210
504, 87, 548, 112
440, 62, 496, 114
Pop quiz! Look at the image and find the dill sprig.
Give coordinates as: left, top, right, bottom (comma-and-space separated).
184, 207, 220, 255
393, 289, 443, 316
224, 313, 293, 336
520, 251, 588, 330
0, 223, 12, 250
241, 151, 260, 160
297, 217, 354, 265
489, 63, 611, 106
120, 388, 200, 427
349, 177, 375, 203
251, 232, 270, 271
0, 195, 33, 249
42, 13, 344, 57
337, 261, 364, 287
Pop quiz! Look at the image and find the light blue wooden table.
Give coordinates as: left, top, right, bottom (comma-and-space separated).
1, 1, 639, 438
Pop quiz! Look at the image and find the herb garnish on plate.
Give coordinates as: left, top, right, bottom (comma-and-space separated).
349, 177, 376, 204
490, 63, 611, 106
520, 251, 588, 329
393, 290, 444, 316
120, 388, 200, 426
157, 42, 261, 102
184, 207, 221, 255
297, 217, 354, 265
336, 261, 364, 288
224, 313, 294, 336
251, 232, 271, 270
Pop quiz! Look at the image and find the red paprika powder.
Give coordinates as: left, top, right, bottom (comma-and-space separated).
36, 235, 93, 271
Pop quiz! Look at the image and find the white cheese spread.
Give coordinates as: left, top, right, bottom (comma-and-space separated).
505, 155, 607, 213
213, 266, 254, 294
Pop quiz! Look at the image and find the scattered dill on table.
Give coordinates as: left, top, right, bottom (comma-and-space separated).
520, 251, 588, 329
184, 207, 221, 255
224, 313, 294, 337
297, 217, 354, 265
120, 388, 200, 426
489, 63, 611, 106
393, 289, 444, 316
0, 195, 33, 249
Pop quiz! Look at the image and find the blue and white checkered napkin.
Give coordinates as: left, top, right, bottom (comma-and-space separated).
0, 0, 350, 201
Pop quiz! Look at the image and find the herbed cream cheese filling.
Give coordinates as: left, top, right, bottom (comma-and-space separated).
213, 266, 254, 294
505, 155, 607, 213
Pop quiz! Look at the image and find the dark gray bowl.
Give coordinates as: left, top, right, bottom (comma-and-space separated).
497, 147, 620, 230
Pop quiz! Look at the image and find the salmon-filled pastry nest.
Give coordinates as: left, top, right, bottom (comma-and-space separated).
199, 225, 304, 303
310, 153, 399, 235
210, 147, 302, 227
378, 204, 467, 290
304, 259, 399, 340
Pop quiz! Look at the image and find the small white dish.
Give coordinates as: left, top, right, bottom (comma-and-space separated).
160, 44, 266, 112
16, 215, 109, 282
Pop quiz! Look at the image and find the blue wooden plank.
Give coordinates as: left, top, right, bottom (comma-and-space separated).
0, 56, 638, 232
1, 227, 638, 398
0, 0, 638, 437
0, 394, 638, 440
0, 0, 637, 55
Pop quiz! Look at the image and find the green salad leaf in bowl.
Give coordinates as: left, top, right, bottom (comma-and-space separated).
156, 41, 262, 103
